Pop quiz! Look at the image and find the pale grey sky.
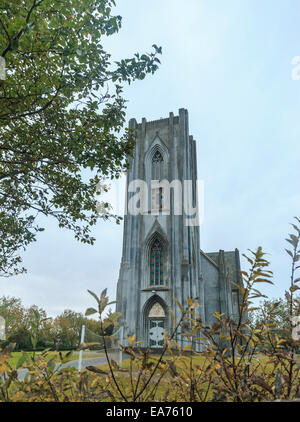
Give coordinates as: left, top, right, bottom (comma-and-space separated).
2, 0, 300, 317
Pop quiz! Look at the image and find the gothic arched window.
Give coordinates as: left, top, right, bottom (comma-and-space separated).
151, 150, 164, 180
150, 239, 165, 286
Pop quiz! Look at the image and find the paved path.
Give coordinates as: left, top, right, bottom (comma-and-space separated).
15, 350, 127, 381
16, 356, 110, 381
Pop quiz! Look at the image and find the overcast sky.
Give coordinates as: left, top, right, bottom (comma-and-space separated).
2, 0, 300, 317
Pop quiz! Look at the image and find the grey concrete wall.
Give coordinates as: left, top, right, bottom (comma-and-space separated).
201, 253, 221, 326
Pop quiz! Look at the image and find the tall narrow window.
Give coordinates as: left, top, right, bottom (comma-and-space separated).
151, 187, 164, 211
151, 150, 164, 211
152, 150, 163, 180
150, 239, 165, 286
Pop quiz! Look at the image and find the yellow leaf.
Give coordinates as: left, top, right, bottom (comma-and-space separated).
127, 334, 136, 346
174, 298, 183, 313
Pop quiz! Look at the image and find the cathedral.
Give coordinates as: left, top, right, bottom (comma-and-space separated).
116, 108, 242, 350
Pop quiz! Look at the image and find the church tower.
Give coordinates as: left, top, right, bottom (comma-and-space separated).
116, 109, 242, 350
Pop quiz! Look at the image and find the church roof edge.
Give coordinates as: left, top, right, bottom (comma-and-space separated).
129, 108, 189, 128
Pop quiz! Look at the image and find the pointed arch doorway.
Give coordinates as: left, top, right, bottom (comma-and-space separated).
148, 302, 166, 348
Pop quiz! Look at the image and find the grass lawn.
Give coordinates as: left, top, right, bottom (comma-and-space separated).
118, 354, 271, 371
93, 354, 277, 401
93, 355, 211, 400
98, 353, 241, 371
8, 350, 104, 369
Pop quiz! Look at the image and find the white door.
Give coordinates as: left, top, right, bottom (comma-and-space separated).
149, 319, 165, 348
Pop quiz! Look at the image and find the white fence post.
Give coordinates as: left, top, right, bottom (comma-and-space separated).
0, 316, 5, 340
78, 324, 85, 372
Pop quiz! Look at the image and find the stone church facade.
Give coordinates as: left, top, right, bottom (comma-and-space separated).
116, 108, 242, 350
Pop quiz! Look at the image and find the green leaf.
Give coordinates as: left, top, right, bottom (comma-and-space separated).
101, 288, 107, 298
87, 290, 100, 305
289, 234, 299, 247
285, 249, 294, 258
294, 278, 300, 283
85, 307, 97, 316
10, 39, 19, 51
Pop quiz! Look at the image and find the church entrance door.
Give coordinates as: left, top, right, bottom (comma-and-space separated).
149, 319, 165, 347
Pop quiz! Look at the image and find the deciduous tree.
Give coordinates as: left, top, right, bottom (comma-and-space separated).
0, 0, 161, 276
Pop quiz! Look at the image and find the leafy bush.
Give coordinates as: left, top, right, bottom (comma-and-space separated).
0, 219, 299, 401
